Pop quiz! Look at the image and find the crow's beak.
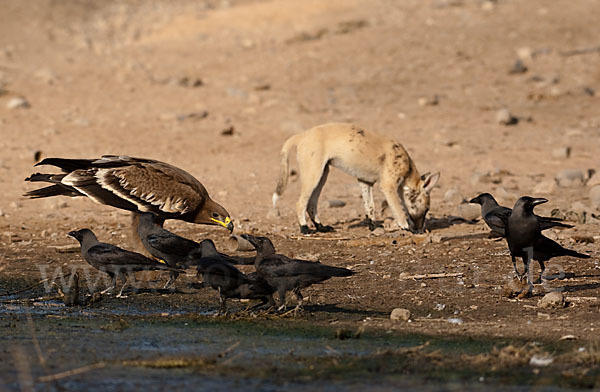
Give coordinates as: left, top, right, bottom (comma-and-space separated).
67, 231, 76, 238
469, 197, 480, 204
531, 198, 548, 206
240, 234, 254, 245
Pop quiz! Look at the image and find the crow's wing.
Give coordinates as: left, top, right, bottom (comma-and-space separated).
261, 256, 351, 278
146, 232, 199, 256
86, 243, 173, 269
484, 207, 510, 234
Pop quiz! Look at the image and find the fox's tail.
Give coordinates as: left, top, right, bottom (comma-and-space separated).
272, 133, 303, 209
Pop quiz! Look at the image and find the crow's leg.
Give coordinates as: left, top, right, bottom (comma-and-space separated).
277, 289, 287, 312
101, 273, 118, 295
116, 273, 130, 298
511, 256, 522, 280
534, 260, 545, 284
218, 290, 228, 316
163, 271, 179, 289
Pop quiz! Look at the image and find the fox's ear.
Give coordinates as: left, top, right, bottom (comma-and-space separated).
421, 172, 440, 193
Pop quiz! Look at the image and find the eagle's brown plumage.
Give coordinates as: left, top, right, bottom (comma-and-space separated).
25, 155, 233, 231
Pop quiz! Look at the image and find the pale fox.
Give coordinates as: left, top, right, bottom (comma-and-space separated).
272, 123, 440, 234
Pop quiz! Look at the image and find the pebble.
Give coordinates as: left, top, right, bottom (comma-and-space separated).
457, 202, 480, 221
517, 47, 533, 62
34, 68, 57, 84
324, 199, 346, 208
390, 308, 411, 321
221, 125, 235, 136
533, 180, 555, 194
496, 108, 518, 125
537, 291, 565, 309
508, 59, 528, 74
555, 169, 586, 187
6, 97, 30, 109
371, 227, 385, 236
418, 95, 439, 106
551, 146, 571, 159
589, 185, 600, 211
443, 187, 463, 203
530, 355, 554, 367
447, 318, 463, 325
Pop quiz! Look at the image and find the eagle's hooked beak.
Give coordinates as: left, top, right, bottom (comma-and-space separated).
211, 216, 234, 233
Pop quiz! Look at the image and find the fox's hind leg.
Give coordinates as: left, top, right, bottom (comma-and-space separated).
295, 148, 332, 233
307, 165, 334, 233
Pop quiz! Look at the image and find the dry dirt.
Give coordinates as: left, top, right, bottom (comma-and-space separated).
1, 0, 599, 389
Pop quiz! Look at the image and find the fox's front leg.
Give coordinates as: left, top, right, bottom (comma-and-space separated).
379, 180, 411, 231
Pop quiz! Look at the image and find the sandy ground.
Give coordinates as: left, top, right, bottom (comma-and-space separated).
1, 0, 599, 389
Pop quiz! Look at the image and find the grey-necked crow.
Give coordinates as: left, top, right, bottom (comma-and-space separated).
68, 228, 179, 297
470, 193, 572, 237
241, 234, 353, 313
186, 240, 275, 313
505, 197, 590, 292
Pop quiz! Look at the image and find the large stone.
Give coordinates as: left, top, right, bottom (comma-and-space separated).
457, 202, 480, 221
6, 97, 30, 109
496, 108, 518, 125
390, 308, 411, 321
537, 292, 565, 309
555, 169, 586, 187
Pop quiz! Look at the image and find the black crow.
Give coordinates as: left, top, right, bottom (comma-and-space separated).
137, 212, 254, 288
68, 229, 180, 297
186, 240, 275, 313
505, 197, 590, 293
470, 193, 572, 237
241, 234, 354, 313
137, 212, 201, 288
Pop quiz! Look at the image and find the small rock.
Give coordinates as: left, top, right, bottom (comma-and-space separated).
418, 95, 439, 106
324, 199, 346, 208
481, 0, 495, 11
508, 59, 528, 74
443, 187, 463, 203
371, 227, 385, 236
555, 169, 586, 187
221, 125, 235, 136
530, 355, 554, 367
496, 108, 518, 125
434, 303, 446, 311
533, 180, 555, 194
494, 187, 515, 203
177, 111, 209, 122
551, 146, 571, 159
390, 308, 411, 321
517, 47, 533, 62
447, 317, 463, 325
457, 202, 480, 221
6, 97, 30, 109
34, 68, 57, 85
559, 335, 577, 341
582, 87, 595, 97
537, 291, 565, 309
590, 185, 600, 211
0, 208, 4, 217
